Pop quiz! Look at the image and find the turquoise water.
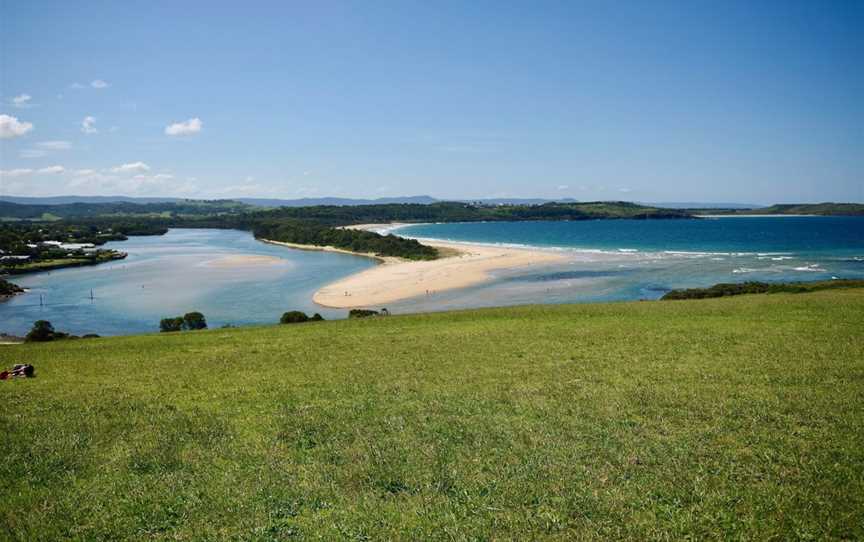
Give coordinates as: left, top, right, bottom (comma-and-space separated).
396, 217, 864, 255
0, 229, 376, 337
379, 217, 864, 313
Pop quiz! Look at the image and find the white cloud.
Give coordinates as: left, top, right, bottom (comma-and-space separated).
0, 166, 64, 178
19, 141, 72, 159
68, 169, 198, 196
557, 185, 569, 190
111, 161, 151, 174
11, 94, 32, 108
165, 117, 202, 136
215, 182, 266, 197
37, 140, 72, 150
0, 114, 34, 139
70, 82, 86, 89
81, 116, 98, 134
134, 173, 173, 182
90, 79, 109, 89
0, 168, 34, 178
618, 187, 633, 193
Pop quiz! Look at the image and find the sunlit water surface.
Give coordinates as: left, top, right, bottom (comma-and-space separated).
382, 216, 864, 313
1, 229, 375, 336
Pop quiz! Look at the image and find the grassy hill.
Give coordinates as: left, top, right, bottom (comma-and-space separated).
691, 202, 864, 216
756, 203, 864, 215
2, 290, 863, 540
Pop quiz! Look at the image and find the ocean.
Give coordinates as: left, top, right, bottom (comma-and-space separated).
378, 216, 864, 312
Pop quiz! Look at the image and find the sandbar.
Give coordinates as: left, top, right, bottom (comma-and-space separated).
201, 254, 287, 268
306, 229, 566, 308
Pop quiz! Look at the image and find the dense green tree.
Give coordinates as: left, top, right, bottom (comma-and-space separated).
159, 317, 184, 333
280, 311, 310, 324
183, 312, 208, 330
25, 320, 56, 342
349, 309, 379, 319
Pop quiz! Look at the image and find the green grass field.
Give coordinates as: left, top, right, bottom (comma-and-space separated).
2, 290, 863, 540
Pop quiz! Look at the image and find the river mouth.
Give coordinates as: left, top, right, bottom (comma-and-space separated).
0, 228, 376, 337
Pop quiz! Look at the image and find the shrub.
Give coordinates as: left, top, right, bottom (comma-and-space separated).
310, 313, 324, 321
183, 312, 208, 330
662, 280, 864, 300
280, 311, 310, 324
160, 317, 184, 333
0, 278, 24, 296
25, 320, 56, 342
349, 309, 379, 319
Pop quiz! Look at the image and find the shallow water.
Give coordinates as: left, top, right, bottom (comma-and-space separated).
0, 229, 376, 336
381, 216, 864, 313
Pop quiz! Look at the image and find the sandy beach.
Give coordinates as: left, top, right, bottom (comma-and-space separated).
300, 225, 566, 308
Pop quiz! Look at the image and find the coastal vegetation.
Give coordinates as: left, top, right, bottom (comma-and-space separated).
24, 320, 64, 342
0, 221, 160, 275
662, 279, 864, 300
21, 320, 99, 342
691, 202, 864, 216
0, 199, 252, 221
349, 308, 381, 318
1, 289, 862, 539
254, 219, 440, 260
279, 311, 324, 324
2, 248, 127, 275
159, 312, 208, 332
247, 200, 694, 226
0, 277, 24, 297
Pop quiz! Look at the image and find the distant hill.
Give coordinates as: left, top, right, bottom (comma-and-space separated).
754, 203, 864, 216
0, 195, 441, 207
234, 196, 581, 207
694, 203, 864, 216
236, 196, 438, 207
3, 196, 860, 215
0, 199, 251, 220
0, 195, 186, 205
646, 202, 763, 209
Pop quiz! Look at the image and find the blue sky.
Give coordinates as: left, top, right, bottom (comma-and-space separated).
1, 1, 862, 203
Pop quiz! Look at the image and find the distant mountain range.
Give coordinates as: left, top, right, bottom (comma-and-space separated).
0, 195, 764, 209
0, 195, 188, 205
